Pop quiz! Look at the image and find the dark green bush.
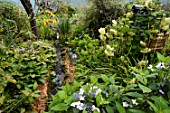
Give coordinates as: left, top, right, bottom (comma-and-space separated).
84, 0, 124, 37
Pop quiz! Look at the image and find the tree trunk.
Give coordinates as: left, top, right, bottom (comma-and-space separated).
20, 0, 39, 38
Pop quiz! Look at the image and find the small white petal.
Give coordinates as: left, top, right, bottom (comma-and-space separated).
96, 89, 102, 95
91, 105, 100, 112
156, 62, 165, 69
79, 95, 85, 100
159, 89, 164, 94
132, 99, 139, 105
79, 88, 85, 95
93, 86, 98, 89
122, 102, 129, 107
71, 101, 81, 107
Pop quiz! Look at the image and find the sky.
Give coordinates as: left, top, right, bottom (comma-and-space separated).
7, 0, 169, 7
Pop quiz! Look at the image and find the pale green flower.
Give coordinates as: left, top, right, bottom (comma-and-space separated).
140, 48, 151, 53
128, 31, 135, 36
110, 29, 118, 36
106, 33, 113, 39
100, 35, 106, 41
145, 0, 152, 7
112, 20, 117, 26
106, 45, 114, 51
150, 29, 159, 34
104, 50, 114, 56
161, 17, 170, 28
157, 36, 163, 40
104, 45, 115, 56
126, 12, 133, 18
158, 33, 164, 36
98, 28, 106, 35
140, 41, 147, 47
138, 60, 148, 66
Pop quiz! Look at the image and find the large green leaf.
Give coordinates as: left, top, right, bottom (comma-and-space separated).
33, 82, 38, 90
116, 101, 126, 113
101, 74, 110, 83
90, 76, 98, 84
51, 103, 69, 111
157, 52, 166, 62
96, 94, 102, 107
138, 83, 151, 93
132, 72, 147, 85
58, 91, 67, 100
147, 100, 158, 113
163, 108, 170, 113
1, 62, 11, 68
150, 96, 169, 111
106, 105, 114, 113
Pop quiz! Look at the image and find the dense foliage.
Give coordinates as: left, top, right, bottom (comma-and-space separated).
0, 0, 170, 113
0, 40, 57, 112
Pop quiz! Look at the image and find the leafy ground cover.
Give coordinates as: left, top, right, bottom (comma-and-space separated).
0, 0, 170, 113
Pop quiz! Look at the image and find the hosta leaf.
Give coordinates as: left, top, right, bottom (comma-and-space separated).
138, 83, 151, 93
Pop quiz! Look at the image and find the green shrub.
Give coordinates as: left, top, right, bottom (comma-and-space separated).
0, 40, 57, 112
84, 0, 124, 37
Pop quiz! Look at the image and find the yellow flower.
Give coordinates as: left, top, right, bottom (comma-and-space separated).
98, 28, 106, 35
47, 11, 55, 17
43, 19, 48, 26
52, 20, 58, 25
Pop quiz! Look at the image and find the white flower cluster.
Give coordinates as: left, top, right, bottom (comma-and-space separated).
147, 62, 167, 71
122, 99, 139, 108
70, 85, 103, 112
71, 101, 86, 110
104, 45, 115, 56
99, 28, 106, 41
